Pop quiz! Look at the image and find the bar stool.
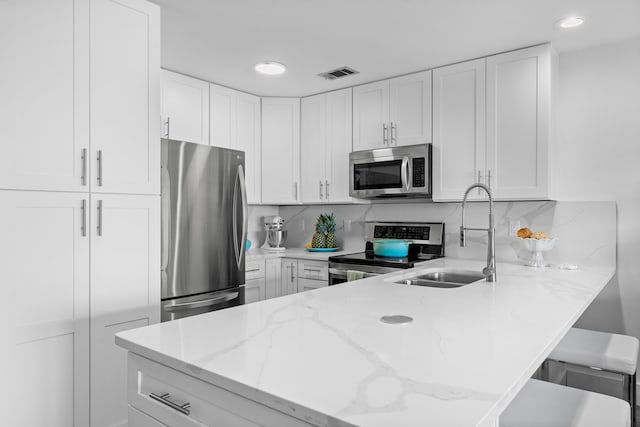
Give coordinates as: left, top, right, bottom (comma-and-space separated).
500, 379, 631, 427
543, 328, 638, 422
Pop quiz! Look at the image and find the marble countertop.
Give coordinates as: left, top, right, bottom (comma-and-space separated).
246, 247, 354, 261
116, 258, 615, 427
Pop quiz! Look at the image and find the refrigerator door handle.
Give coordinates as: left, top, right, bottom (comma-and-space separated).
163, 292, 239, 312
233, 164, 248, 269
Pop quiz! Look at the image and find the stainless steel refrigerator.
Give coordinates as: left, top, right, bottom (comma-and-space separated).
161, 139, 247, 321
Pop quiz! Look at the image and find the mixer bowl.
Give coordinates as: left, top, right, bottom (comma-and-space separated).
267, 229, 287, 247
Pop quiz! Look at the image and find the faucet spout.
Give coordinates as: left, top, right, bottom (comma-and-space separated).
460, 183, 497, 282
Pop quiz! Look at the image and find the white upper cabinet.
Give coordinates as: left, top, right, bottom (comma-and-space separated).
90, 0, 160, 196
353, 80, 389, 151
209, 83, 237, 148
353, 71, 432, 151
160, 69, 210, 145
236, 92, 262, 204
390, 71, 433, 146
301, 88, 352, 203
486, 44, 555, 200
0, 0, 90, 192
432, 44, 555, 202
261, 98, 301, 204
432, 58, 486, 201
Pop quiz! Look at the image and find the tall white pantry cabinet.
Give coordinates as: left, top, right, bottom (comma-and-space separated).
0, 1, 161, 427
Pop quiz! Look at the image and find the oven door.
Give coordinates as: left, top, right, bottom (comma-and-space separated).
328, 268, 381, 285
349, 144, 430, 198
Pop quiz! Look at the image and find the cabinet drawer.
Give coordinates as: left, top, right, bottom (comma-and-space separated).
297, 260, 328, 280
128, 353, 311, 427
129, 405, 167, 426
298, 277, 328, 293
245, 259, 265, 280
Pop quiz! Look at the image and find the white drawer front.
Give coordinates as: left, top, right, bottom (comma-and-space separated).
129, 405, 167, 426
297, 260, 328, 280
128, 353, 312, 427
245, 259, 265, 280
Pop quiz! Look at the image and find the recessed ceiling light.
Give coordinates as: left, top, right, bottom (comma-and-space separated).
254, 62, 286, 75
557, 16, 585, 29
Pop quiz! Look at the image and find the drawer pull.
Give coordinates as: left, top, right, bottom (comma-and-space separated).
150, 392, 191, 415
246, 268, 261, 272
304, 268, 322, 272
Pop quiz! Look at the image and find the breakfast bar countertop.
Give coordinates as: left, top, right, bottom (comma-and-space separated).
117, 258, 615, 427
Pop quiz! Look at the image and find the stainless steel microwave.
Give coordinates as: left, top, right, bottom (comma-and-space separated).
349, 144, 431, 198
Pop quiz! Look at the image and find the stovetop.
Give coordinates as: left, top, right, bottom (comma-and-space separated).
328, 251, 442, 269
328, 221, 445, 270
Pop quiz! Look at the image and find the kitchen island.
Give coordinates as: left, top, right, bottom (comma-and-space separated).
117, 258, 615, 427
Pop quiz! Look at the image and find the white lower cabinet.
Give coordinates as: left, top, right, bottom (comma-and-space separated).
129, 405, 167, 427
245, 259, 266, 304
297, 260, 328, 292
127, 353, 312, 426
281, 258, 299, 296
90, 193, 161, 427
265, 258, 283, 300
0, 190, 90, 427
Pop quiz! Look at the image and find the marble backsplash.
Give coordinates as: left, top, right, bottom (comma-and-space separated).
277, 201, 617, 268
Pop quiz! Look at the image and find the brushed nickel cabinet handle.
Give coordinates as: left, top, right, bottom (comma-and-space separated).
97, 200, 103, 236
81, 148, 87, 186
81, 199, 87, 237
149, 392, 191, 416
382, 123, 389, 145
97, 150, 103, 187
325, 180, 330, 199
487, 170, 492, 189
319, 180, 323, 200
391, 122, 397, 145
165, 117, 171, 138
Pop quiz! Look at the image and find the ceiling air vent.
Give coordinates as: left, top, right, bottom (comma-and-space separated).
318, 66, 359, 80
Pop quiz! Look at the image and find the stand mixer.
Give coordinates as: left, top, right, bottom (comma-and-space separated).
261, 216, 287, 251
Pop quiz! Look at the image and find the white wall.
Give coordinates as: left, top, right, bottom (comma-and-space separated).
556, 38, 640, 340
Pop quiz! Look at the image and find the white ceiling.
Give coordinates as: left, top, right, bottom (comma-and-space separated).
152, 0, 640, 97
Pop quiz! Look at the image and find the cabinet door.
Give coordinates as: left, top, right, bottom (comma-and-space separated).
261, 98, 300, 204
209, 83, 237, 148
236, 92, 262, 204
90, 193, 160, 427
298, 278, 328, 293
0, 0, 89, 192
353, 80, 390, 151
129, 406, 168, 427
281, 259, 298, 296
390, 71, 432, 146
326, 88, 353, 203
245, 278, 266, 304
432, 59, 486, 201
300, 94, 327, 203
90, 0, 160, 195
160, 69, 210, 145
264, 258, 282, 300
0, 190, 90, 427
486, 45, 553, 200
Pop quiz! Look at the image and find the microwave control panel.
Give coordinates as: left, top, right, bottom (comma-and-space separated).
412, 158, 426, 187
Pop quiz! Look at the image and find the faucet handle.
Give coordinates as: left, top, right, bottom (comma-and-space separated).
459, 226, 466, 247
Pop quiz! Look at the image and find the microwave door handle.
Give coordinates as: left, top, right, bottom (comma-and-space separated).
401, 156, 410, 190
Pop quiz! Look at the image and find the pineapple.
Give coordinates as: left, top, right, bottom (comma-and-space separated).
325, 213, 337, 248
311, 214, 326, 248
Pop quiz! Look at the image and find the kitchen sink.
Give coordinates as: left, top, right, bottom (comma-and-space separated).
395, 269, 486, 289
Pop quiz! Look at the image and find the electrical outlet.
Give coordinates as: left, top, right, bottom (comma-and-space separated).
509, 220, 521, 237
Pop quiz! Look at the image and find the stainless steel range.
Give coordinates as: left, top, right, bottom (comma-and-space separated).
328, 222, 445, 285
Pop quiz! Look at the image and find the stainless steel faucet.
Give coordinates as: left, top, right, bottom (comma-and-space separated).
460, 183, 496, 282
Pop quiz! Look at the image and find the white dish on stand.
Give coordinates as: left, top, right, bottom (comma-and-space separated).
519, 237, 559, 267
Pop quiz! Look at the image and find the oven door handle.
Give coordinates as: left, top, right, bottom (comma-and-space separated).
329, 268, 380, 279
